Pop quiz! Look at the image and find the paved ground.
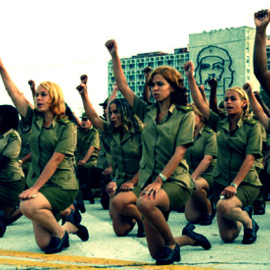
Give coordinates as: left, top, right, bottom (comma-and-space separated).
0, 199, 269, 269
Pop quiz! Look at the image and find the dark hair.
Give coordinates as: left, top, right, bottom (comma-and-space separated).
147, 65, 188, 106
109, 98, 143, 133
0, 105, 19, 132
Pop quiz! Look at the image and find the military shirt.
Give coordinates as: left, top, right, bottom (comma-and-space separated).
24, 106, 79, 190
17, 120, 31, 161
185, 125, 217, 175
103, 121, 142, 186
208, 110, 262, 186
133, 95, 195, 189
0, 129, 24, 181
76, 126, 100, 168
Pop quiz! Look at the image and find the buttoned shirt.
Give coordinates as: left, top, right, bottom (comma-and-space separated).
185, 125, 217, 175
24, 106, 79, 190
103, 122, 142, 186
76, 126, 100, 167
208, 110, 262, 186
0, 129, 24, 181
133, 95, 195, 189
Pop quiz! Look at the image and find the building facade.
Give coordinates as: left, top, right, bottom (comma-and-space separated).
107, 26, 260, 104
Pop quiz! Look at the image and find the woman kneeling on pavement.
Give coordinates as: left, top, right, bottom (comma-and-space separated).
77, 84, 145, 237
0, 105, 25, 237
185, 60, 262, 245
106, 39, 211, 265
184, 103, 217, 226
0, 58, 88, 254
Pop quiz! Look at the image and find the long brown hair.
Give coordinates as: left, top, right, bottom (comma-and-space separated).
147, 65, 188, 106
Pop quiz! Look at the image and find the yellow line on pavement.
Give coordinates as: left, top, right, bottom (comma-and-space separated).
0, 249, 216, 269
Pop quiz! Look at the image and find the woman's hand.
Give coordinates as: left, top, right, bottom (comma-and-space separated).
243, 82, 252, 95
103, 166, 112, 175
106, 181, 117, 195
105, 39, 118, 56
120, 181, 134, 191
77, 160, 86, 166
254, 9, 270, 29
140, 181, 162, 199
76, 83, 87, 97
19, 187, 39, 200
184, 61, 195, 78
220, 185, 237, 199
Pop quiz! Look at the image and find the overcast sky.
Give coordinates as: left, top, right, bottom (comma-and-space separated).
0, 0, 269, 115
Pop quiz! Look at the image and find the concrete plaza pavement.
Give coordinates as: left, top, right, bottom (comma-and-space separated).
0, 199, 270, 269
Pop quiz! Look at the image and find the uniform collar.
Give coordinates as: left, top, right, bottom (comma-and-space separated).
147, 102, 175, 123
220, 116, 243, 132
34, 110, 57, 130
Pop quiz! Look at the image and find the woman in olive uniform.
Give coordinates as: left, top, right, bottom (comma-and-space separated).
245, 83, 270, 214
106, 39, 211, 265
0, 105, 25, 237
0, 58, 79, 254
78, 84, 145, 237
185, 60, 262, 245
185, 104, 217, 226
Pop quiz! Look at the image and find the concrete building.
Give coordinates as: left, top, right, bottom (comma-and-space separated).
107, 26, 261, 104
107, 48, 189, 99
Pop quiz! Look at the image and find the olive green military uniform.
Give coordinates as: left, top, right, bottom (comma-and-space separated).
0, 129, 25, 208
76, 126, 100, 168
76, 125, 100, 200
17, 119, 31, 179
265, 123, 270, 175
132, 95, 195, 210
208, 110, 262, 207
103, 121, 142, 196
24, 106, 78, 216
185, 125, 217, 188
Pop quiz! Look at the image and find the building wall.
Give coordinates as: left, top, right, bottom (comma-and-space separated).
107, 26, 260, 104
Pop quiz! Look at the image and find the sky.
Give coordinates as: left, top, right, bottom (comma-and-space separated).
0, 0, 269, 116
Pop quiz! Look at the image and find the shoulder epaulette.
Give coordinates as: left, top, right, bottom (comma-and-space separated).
244, 118, 257, 126
204, 125, 214, 133
58, 118, 72, 125
177, 105, 193, 112
10, 132, 18, 138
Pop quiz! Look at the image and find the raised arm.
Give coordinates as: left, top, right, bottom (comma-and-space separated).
105, 39, 135, 106
184, 61, 210, 120
77, 83, 104, 132
253, 9, 270, 94
243, 82, 269, 131
0, 58, 28, 117
198, 85, 209, 105
28, 80, 37, 101
208, 79, 220, 113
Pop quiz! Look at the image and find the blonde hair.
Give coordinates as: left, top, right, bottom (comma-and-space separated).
37, 81, 66, 119
225, 87, 250, 119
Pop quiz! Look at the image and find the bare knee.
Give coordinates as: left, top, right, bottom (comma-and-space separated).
216, 201, 231, 216
20, 200, 38, 218
111, 198, 125, 212
137, 197, 152, 215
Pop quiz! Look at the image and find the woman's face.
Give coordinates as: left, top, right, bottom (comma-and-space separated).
109, 103, 123, 129
35, 86, 52, 113
224, 90, 246, 116
150, 74, 173, 102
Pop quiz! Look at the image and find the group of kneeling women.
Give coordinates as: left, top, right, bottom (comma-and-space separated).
0, 39, 266, 265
